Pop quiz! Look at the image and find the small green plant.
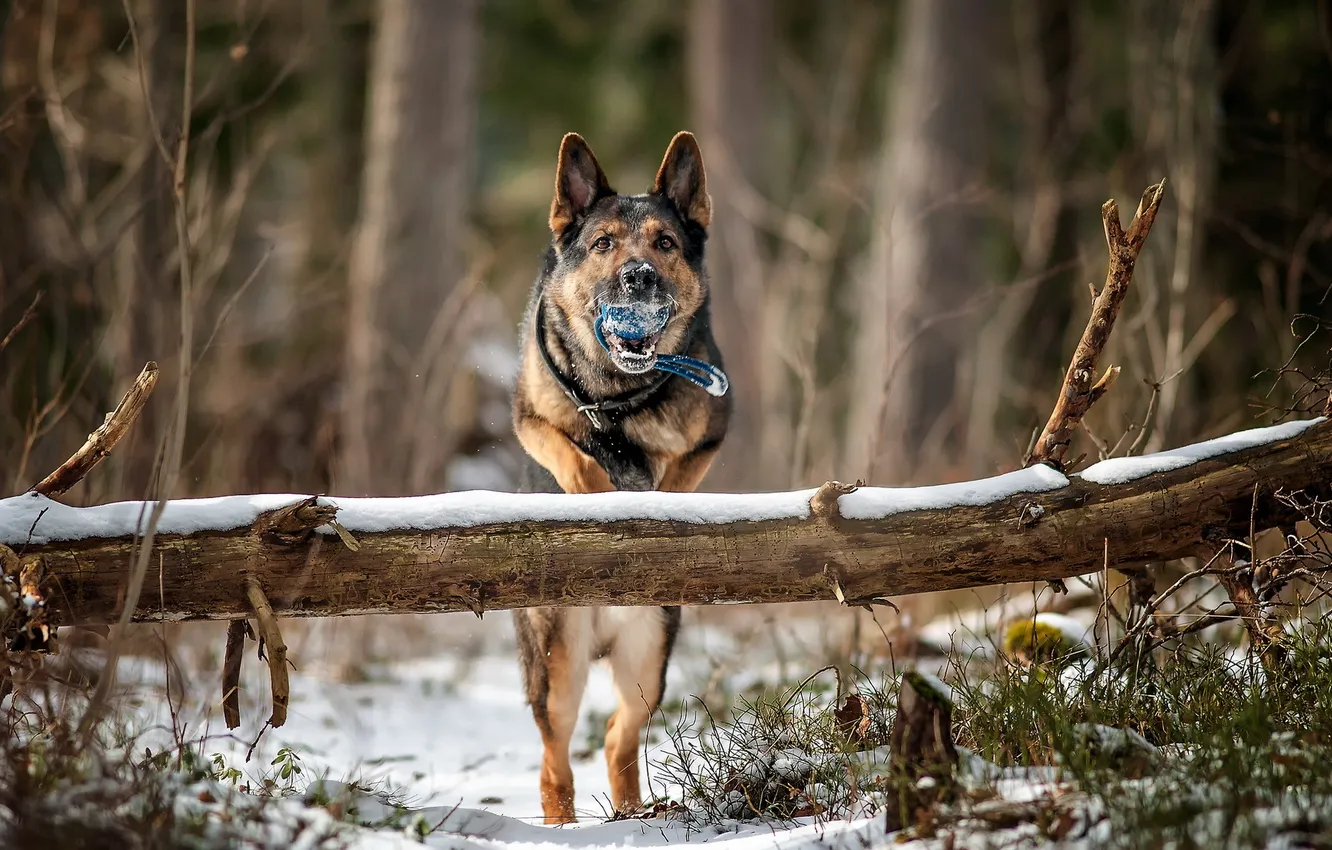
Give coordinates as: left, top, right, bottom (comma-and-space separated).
264, 746, 306, 795
210, 753, 243, 787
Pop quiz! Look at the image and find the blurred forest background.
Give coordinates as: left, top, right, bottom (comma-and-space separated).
1, 0, 1329, 507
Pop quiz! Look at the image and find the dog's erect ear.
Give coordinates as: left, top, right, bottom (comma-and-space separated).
652, 131, 711, 228
550, 133, 613, 235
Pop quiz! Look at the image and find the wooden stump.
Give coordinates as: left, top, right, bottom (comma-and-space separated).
886, 670, 959, 831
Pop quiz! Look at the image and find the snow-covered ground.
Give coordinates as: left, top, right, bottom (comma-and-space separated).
113, 611, 1094, 849
34, 601, 1332, 849
133, 615, 674, 823
119, 613, 916, 844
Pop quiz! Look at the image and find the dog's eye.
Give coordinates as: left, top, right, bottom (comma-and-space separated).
655, 235, 676, 252
592, 236, 613, 252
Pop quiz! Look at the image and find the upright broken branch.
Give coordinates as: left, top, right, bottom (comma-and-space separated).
1027, 181, 1167, 469
32, 361, 160, 497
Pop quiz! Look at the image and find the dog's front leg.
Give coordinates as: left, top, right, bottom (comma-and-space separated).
515, 415, 614, 494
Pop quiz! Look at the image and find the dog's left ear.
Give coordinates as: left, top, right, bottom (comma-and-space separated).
653, 132, 711, 228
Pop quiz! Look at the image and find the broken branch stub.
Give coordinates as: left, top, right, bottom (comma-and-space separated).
1027, 181, 1166, 470
253, 495, 338, 545
221, 619, 250, 730
245, 578, 289, 728
890, 671, 958, 772
33, 361, 160, 497
886, 670, 959, 831
810, 480, 861, 522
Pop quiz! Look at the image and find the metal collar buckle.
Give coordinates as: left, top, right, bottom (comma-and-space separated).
577, 403, 605, 430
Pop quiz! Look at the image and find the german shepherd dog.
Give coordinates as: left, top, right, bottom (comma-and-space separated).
511, 132, 730, 824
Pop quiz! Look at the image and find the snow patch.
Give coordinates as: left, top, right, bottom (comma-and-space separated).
1077, 418, 1324, 485
909, 670, 955, 706
0, 489, 820, 545
5, 419, 1322, 545
838, 464, 1069, 520
0, 492, 310, 545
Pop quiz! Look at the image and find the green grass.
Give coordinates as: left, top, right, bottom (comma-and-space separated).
993, 620, 1332, 848
650, 616, 1332, 847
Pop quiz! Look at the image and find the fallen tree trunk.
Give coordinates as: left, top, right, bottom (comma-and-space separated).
0, 419, 1327, 626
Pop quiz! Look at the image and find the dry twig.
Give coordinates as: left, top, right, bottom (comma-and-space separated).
246, 578, 289, 727
0, 291, 43, 353
80, 0, 197, 739
1207, 544, 1288, 669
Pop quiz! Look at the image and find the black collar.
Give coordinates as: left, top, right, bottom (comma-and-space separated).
535, 297, 687, 431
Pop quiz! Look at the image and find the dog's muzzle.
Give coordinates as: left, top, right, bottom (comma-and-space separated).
587, 261, 729, 396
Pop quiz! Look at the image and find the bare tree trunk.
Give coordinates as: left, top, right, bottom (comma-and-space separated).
686, 0, 772, 490
846, 0, 998, 484
1132, 0, 1217, 452
107, 0, 185, 500
968, 0, 1078, 473
340, 0, 479, 496
198, 0, 361, 496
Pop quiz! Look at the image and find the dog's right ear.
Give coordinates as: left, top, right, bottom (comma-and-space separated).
550, 133, 613, 236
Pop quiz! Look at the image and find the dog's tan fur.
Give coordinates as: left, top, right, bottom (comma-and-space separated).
511, 132, 729, 823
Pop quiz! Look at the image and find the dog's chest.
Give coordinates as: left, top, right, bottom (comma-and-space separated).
579, 425, 657, 491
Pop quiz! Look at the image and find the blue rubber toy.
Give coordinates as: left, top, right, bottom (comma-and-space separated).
597, 304, 670, 341
593, 304, 729, 398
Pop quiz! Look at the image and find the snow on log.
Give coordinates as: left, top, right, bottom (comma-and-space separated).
0, 418, 1327, 626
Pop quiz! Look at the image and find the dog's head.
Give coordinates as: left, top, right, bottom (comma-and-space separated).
544, 131, 711, 375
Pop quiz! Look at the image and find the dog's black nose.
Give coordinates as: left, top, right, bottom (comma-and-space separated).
619, 261, 660, 292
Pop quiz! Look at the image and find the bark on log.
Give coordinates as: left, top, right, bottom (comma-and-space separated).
3, 419, 1330, 626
